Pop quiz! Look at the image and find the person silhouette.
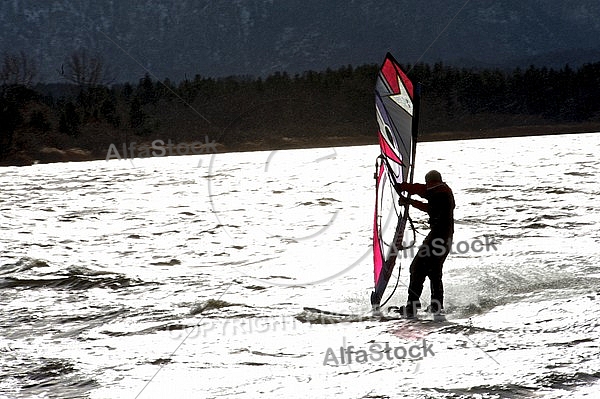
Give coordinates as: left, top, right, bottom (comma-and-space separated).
394, 170, 455, 317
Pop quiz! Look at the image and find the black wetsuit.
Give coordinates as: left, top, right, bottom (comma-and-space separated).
404, 182, 455, 313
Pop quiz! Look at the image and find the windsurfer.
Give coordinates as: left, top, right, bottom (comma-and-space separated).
394, 170, 455, 317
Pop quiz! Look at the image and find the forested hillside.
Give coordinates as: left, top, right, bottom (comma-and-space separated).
2, 61, 599, 165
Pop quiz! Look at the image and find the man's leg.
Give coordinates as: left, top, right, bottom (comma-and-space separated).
428, 237, 451, 313
428, 267, 444, 313
406, 240, 431, 313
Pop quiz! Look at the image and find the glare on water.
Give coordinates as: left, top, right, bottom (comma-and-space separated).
0, 132, 599, 398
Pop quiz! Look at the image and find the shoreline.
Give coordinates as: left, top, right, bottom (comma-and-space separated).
2, 123, 599, 167
202, 122, 600, 154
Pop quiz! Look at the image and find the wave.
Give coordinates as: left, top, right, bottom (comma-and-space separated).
524, 222, 551, 229
432, 383, 540, 398
533, 371, 600, 393
463, 187, 497, 194
0, 259, 148, 291
190, 299, 256, 316
0, 275, 144, 290
3, 356, 98, 399
0, 257, 49, 275
447, 298, 508, 318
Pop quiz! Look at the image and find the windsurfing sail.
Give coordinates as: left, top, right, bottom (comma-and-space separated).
370, 53, 420, 312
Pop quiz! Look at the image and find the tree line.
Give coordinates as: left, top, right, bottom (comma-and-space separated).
1, 49, 599, 164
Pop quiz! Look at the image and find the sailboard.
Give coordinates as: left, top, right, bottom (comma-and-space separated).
370, 53, 420, 314
298, 306, 449, 324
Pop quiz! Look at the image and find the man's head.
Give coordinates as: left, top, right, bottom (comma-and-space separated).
425, 170, 443, 184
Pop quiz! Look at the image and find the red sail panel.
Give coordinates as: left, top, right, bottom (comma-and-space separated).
381, 57, 414, 99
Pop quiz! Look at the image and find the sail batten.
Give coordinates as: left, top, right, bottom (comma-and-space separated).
370, 53, 419, 310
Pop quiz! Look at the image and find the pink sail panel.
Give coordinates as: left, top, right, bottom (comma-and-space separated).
378, 129, 404, 167
373, 163, 386, 285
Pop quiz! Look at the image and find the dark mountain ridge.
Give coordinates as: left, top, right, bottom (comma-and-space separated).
1, 0, 600, 83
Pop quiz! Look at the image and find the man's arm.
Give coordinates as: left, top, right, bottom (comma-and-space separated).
395, 182, 427, 198
409, 198, 428, 213
399, 196, 428, 213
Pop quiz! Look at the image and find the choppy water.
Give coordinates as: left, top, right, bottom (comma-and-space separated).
1, 132, 599, 398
